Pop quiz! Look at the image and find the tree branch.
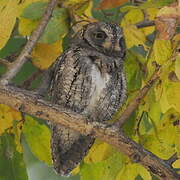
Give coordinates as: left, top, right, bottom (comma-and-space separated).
0, 0, 57, 86
114, 66, 160, 127
0, 85, 179, 180
0, 58, 11, 68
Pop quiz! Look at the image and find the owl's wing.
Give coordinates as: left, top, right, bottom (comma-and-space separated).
49, 48, 93, 112
49, 47, 94, 176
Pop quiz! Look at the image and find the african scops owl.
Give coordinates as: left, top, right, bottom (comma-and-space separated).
49, 22, 126, 176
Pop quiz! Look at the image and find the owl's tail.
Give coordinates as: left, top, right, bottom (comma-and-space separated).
50, 124, 94, 176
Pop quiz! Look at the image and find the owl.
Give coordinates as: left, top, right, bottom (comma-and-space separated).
49, 22, 126, 176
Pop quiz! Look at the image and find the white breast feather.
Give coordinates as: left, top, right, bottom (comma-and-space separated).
87, 65, 110, 110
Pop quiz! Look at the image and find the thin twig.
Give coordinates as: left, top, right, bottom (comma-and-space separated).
0, 85, 179, 180
20, 70, 42, 89
0, 0, 57, 86
136, 20, 155, 28
0, 58, 11, 68
114, 66, 161, 127
165, 153, 179, 166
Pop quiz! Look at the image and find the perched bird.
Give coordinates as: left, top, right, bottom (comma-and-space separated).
49, 22, 126, 176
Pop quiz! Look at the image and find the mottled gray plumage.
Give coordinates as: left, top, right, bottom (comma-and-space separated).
49, 22, 126, 176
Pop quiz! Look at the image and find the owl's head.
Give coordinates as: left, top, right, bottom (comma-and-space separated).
80, 22, 126, 58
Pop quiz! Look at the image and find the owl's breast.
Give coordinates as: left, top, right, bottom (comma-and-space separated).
86, 64, 110, 111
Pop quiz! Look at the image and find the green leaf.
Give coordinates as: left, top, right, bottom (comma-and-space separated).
23, 115, 52, 165
0, 36, 26, 58
116, 163, 151, 180
0, 133, 28, 180
124, 51, 143, 92
92, 0, 123, 23
21, 1, 48, 20
12, 61, 37, 86
80, 152, 124, 180
40, 8, 69, 44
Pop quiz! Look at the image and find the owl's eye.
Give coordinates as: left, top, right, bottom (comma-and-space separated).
93, 31, 107, 40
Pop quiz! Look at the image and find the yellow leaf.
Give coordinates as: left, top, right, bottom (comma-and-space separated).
32, 40, 62, 70
147, 8, 159, 20
159, 88, 172, 113
71, 165, 80, 175
0, 104, 21, 135
116, 163, 151, 180
175, 55, 180, 80
153, 39, 172, 65
166, 82, 180, 113
84, 140, 116, 164
157, 6, 180, 17
148, 102, 162, 125
121, 9, 144, 26
18, 17, 39, 36
123, 25, 147, 49
0, 0, 18, 49
143, 109, 180, 159
173, 159, 180, 169
84, 1, 93, 17
12, 121, 24, 152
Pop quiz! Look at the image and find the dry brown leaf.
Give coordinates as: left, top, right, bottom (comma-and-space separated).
155, 3, 180, 40
97, 0, 128, 10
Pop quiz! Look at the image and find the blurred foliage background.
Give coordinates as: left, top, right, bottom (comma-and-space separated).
0, 0, 179, 179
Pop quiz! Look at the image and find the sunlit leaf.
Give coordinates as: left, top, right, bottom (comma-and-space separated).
0, 133, 28, 180
166, 82, 180, 113
116, 163, 151, 180
175, 55, 180, 80
84, 1, 93, 17
84, 140, 116, 163
32, 40, 62, 70
0, 0, 18, 49
80, 152, 124, 180
159, 87, 172, 113
143, 109, 180, 159
153, 39, 172, 64
173, 159, 180, 169
121, 9, 144, 26
18, 17, 39, 36
123, 25, 147, 49
23, 115, 52, 165
0, 104, 21, 135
